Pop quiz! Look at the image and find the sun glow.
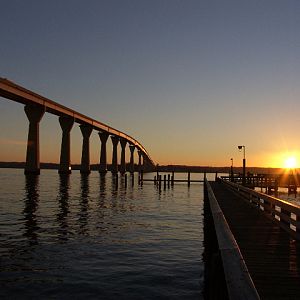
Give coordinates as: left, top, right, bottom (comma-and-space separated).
284, 156, 297, 169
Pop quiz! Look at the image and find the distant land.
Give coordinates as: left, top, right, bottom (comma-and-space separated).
0, 161, 292, 175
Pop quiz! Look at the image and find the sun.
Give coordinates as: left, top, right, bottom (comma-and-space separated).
284, 156, 297, 169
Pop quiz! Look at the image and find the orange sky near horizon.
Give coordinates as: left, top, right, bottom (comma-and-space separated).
1, 100, 300, 169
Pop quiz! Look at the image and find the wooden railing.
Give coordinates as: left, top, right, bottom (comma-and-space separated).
220, 179, 300, 240
204, 179, 260, 300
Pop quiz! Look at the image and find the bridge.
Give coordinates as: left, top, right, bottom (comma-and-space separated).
204, 177, 300, 299
0, 78, 155, 174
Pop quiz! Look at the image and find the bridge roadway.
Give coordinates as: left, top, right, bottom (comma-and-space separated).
0, 77, 154, 174
210, 181, 300, 299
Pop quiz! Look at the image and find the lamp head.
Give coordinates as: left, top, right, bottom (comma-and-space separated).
238, 146, 243, 150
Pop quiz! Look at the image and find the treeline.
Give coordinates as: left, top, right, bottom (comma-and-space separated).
0, 162, 293, 175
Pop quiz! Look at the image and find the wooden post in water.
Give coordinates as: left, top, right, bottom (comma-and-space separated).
171, 171, 174, 186
154, 175, 157, 185
215, 172, 218, 181
168, 174, 170, 188
164, 175, 167, 189
159, 175, 162, 190
188, 171, 191, 187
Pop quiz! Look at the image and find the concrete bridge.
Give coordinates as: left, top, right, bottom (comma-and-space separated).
0, 77, 155, 174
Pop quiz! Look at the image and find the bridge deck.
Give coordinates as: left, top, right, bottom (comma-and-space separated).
210, 181, 300, 299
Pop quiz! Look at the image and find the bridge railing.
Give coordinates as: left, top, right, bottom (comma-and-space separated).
204, 178, 260, 300
220, 178, 300, 241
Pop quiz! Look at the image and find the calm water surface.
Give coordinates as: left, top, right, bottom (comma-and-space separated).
0, 169, 206, 299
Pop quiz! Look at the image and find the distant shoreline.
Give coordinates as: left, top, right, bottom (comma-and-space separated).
0, 162, 289, 174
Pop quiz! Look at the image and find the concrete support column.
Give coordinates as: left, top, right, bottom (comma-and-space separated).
80, 124, 93, 174
120, 138, 127, 174
138, 150, 143, 173
129, 145, 135, 173
98, 131, 109, 173
24, 105, 45, 174
58, 116, 74, 174
111, 136, 119, 173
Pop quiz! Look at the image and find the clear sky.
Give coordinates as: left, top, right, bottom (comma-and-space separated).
1, 0, 300, 167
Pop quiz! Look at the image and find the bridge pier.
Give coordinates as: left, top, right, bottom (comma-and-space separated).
111, 136, 119, 174
98, 131, 109, 173
138, 150, 143, 173
129, 145, 135, 173
80, 124, 93, 174
24, 104, 45, 174
120, 138, 127, 174
58, 116, 74, 174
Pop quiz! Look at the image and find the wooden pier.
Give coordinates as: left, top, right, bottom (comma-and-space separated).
222, 173, 299, 196
140, 171, 204, 188
205, 178, 300, 299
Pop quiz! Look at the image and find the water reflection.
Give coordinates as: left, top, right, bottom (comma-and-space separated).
23, 175, 40, 245
1, 170, 204, 299
112, 173, 118, 190
99, 173, 106, 196
57, 174, 70, 241
78, 174, 90, 234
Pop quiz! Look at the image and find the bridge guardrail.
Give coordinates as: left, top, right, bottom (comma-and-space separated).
205, 178, 260, 300
220, 179, 300, 241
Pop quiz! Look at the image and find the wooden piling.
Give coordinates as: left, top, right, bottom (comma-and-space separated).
188, 171, 191, 187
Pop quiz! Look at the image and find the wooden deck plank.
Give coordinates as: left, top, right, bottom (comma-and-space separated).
210, 181, 300, 300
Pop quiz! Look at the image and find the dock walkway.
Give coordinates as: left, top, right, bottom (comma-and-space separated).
210, 181, 300, 299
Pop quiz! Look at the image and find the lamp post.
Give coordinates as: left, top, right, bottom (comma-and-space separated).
230, 158, 234, 182
238, 145, 246, 185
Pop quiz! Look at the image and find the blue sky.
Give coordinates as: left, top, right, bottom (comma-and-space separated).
1, 0, 300, 167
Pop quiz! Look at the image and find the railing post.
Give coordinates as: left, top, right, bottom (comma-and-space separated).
280, 208, 291, 228
297, 215, 300, 237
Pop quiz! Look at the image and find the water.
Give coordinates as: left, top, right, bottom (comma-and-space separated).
0, 169, 206, 299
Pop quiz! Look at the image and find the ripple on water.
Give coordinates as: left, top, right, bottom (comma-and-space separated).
0, 169, 204, 299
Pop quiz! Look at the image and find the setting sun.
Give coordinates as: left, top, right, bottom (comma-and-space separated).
284, 156, 297, 169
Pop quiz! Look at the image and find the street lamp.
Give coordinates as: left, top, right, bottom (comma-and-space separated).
238, 145, 246, 185
230, 158, 234, 182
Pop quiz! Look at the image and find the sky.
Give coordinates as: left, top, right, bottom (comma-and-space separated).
1, 0, 300, 168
